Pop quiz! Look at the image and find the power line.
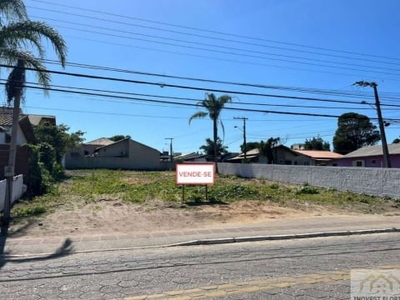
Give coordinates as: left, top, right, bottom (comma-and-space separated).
0, 63, 385, 107
28, 15, 400, 76
29, 0, 400, 64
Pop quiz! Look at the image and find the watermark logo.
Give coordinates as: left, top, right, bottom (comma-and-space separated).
351, 269, 400, 299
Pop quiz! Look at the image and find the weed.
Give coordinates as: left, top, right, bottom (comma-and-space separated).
12, 205, 46, 218
11, 170, 400, 220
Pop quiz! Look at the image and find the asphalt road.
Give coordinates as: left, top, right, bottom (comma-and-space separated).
0, 233, 399, 299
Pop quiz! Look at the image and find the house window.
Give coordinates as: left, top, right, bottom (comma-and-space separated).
353, 160, 364, 167
371, 159, 376, 165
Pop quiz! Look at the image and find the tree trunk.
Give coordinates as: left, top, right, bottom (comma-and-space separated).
213, 118, 218, 174
3, 91, 21, 224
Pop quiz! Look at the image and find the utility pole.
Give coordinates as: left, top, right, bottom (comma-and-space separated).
355, 81, 391, 168
234, 117, 248, 162
165, 138, 174, 170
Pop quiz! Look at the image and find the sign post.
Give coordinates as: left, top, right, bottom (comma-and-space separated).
176, 163, 215, 203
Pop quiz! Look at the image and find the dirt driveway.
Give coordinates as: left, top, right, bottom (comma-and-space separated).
8, 199, 374, 238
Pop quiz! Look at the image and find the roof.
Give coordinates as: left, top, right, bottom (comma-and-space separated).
94, 138, 160, 154
19, 116, 36, 143
86, 137, 115, 146
293, 150, 343, 160
227, 148, 260, 161
0, 108, 36, 143
174, 152, 207, 161
27, 114, 56, 126
342, 144, 400, 158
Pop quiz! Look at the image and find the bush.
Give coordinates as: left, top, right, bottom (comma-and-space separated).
25, 144, 58, 198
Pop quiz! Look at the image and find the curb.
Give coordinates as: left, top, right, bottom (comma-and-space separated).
168, 227, 400, 247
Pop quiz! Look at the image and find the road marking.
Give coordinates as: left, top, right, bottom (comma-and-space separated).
119, 264, 400, 300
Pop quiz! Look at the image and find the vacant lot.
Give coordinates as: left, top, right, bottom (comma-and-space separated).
8, 170, 400, 237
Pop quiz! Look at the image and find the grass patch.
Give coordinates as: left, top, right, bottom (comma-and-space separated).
11, 169, 400, 220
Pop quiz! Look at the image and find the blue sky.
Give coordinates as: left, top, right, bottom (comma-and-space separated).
10, 0, 400, 154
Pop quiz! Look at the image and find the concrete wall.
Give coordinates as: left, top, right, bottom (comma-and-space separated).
0, 175, 26, 212
65, 156, 162, 170
65, 139, 162, 170
218, 163, 400, 199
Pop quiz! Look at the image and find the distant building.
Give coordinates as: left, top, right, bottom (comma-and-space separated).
328, 144, 400, 168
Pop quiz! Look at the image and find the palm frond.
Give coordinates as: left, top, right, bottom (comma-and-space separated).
1, 21, 67, 66
0, 0, 27, 23
189, 111, 207, 124
6, 58, 25, 104
3, 49, 50, 96
0, 22, 46, 59
220, 119, 226, 142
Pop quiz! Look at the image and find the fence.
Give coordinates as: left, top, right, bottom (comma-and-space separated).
218, 163, 400, 199
0, 175, 26, 212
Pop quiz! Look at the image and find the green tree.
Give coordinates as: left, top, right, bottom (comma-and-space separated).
1, 0, 67, 221
240, 141, 260, 153
189, 93, 232, 171
393, 137, 400, 144
304, 137, 330, 151
109, 135, 131, 142
199, 137, 228, 161
333, 112, 380, 155
258, 137, 280, 164
34, 122, 85, 164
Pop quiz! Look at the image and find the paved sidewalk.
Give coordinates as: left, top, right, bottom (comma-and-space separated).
1, 215, 400, 256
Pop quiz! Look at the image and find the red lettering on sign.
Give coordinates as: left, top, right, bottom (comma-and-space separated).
179, 171, 202, 177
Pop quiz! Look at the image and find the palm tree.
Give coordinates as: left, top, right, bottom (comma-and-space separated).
189, 93, 232, 172
1, 0, 67, 223
200, 137, 228, 161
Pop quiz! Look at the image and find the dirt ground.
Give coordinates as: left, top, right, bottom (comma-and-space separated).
8, 199, 367, 238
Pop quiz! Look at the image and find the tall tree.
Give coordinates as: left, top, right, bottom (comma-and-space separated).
258, 137, 280, 164
200, 137, 228, 161
304, 137, 330, 151
189, 93, 232, 171
333, 112, 380, 155
1, 0, 67, 222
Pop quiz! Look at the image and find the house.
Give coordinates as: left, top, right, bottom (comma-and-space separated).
328, 143, 400, 168
228, 145, 341, 166
293, 150, 343, 166
174, 152, 208, 162
0, 107, 36, 179
82, 137, 115, 156
64, 137, 161, 170
27, 114, 56, 127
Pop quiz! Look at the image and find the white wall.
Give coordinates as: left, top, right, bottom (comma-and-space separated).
218, 163, 400, 199
0, 175, 26, 212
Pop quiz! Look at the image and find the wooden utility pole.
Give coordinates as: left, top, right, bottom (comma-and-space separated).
234, 117, 248, 162
355, 81, 391, 168
3, 90, 21, 224
165, 138, 174, 170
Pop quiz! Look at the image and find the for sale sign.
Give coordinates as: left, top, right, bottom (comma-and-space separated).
176, 163, 215, 185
